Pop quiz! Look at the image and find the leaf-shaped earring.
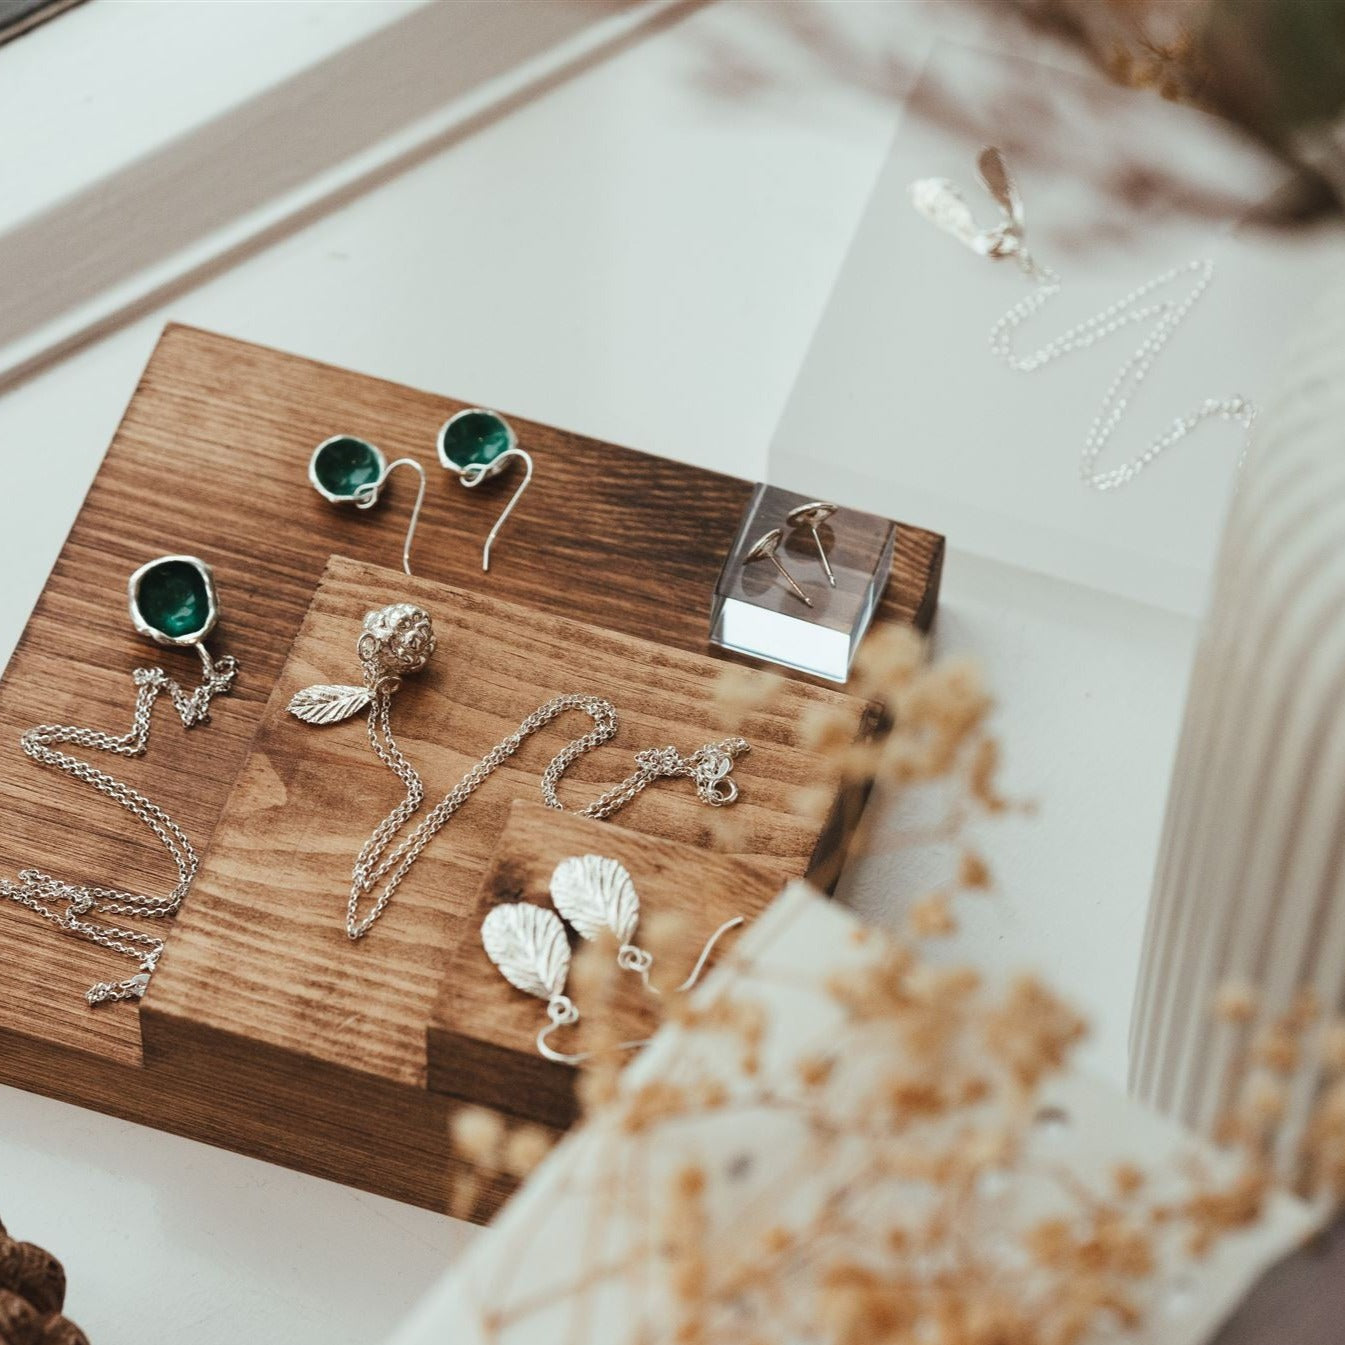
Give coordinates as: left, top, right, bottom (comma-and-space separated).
549, 854, 744, 995
481, 903, 581, 1063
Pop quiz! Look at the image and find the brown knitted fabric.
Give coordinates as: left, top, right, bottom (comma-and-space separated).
0, 1222, 88, 1345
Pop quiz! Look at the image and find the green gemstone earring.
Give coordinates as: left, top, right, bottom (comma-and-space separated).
436, 408, 534, 572
309, 434, 426, 576
3, 554, 239, 1006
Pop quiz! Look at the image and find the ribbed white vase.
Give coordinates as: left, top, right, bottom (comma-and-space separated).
1130, 267, 1345, 1149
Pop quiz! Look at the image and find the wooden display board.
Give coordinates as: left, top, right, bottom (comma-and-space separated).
141, 557, 870, 1213
0, 325, 944, 1218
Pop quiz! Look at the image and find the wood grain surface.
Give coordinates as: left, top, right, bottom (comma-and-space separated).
145, 556, 868, 1085
0, 324, 943, 1212
429, 801, 784, 1129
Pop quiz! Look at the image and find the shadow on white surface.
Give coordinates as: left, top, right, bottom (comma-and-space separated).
0, 1084, 475, 1341
837, 546, 1199, 1086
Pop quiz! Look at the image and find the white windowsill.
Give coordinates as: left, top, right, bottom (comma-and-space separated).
0, 0, 680, 385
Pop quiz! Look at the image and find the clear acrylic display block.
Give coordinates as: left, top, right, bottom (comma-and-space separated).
710, 483, 896, 683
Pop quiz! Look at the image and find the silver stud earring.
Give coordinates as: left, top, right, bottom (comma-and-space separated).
309, 435, 427, 576
549, 854, 742, 994
436, 408, 534, 572
743, 527, 813, 607
785, 501, 839, 587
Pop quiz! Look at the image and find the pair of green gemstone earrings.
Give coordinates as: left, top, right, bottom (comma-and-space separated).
2, 555, 239, 1006
308, 407, 532, 577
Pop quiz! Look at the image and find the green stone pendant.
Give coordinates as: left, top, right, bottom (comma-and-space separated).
309, 435, 388, 503
128, 555, 219, 646
436, 408, 517, 477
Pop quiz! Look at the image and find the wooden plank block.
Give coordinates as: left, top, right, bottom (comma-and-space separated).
0, 324, 942, 1207
428, 801, 783, 1129
144, 556, 870, 1090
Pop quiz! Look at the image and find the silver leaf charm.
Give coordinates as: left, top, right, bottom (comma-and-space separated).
977, 146, 1023, 228
482, 902, 570, 1001
287, 683, 373, 725
550, 854, 640, 946
911, 177, 987, 252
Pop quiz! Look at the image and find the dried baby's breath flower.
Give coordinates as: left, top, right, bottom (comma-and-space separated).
1288, 986, 1322, 1028
838, 740, 885, 783
895, 658, 990, 748
448, 1169, 485, 1223
851, 624, 925, 699
622, 1080, 695, 1134
796, 1053, 835, 1090
1113, 1163, 1146, 1199
1320, 1018, 1345, 1074
799, 703, 857, 754
1251, 1026, 1301, 1076
905, 962, 981, 1006
577, 1059, 620, 1115
665, 1163, 709, 1313
712, 665, 782, 729
907, 890, 958, 939
707, 807, 749, 852
1168, 1165, 1272, 1257
502, 1124, 554, 1178
1240, 1072, 1289, 1129
968, 736, 1009, 812
505, 648, 1332, 1345
1214, 980, 1260, 1024
643, 908, 694, 992
450, 1106, 504, 1166
958, 849, 991, 890
1304, 1079, 1345, 1197
570, 930, 620, 1001
792, 784, 834, 824
984, 975, 1088, 1091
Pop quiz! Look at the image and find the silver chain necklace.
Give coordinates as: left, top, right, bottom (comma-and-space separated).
914, 146, 1256, 492
289, 604, 750, 940
1, 643, 239, 1005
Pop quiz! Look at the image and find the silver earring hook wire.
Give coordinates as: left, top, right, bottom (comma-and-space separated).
536, 993, 650, 1065
538, 915, 743, 1059
461, 446, 533, 572
618, 915, 744, 994
675, 915, 744, 992
355, 457, 426, 577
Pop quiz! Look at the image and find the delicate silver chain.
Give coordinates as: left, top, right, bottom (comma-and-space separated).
0, 644, 239, 1005
346, 691, 749, 940
992, 254, 1256, 491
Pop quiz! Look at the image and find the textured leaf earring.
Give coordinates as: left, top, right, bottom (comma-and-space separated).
436, 408, 533, 572
482, 903, 586, 1062
482, 900, 655, 1063
550, 854, 742, 993
1, 554, 240, 1005
309, 434, 427, 575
